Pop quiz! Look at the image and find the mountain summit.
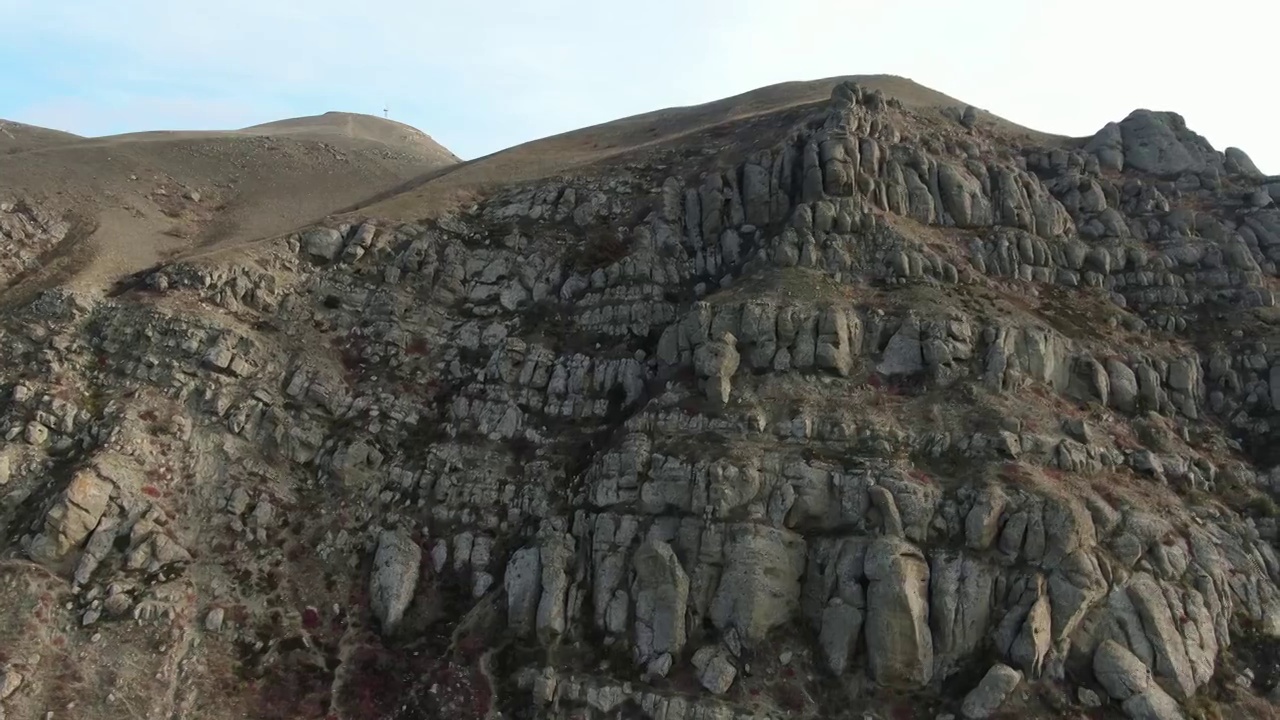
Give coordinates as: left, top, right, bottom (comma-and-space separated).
0, 77, 1278, 720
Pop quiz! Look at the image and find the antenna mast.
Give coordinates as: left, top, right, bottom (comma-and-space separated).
383, 103, 389, 119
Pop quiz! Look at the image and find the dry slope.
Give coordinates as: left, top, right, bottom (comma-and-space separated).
0, 111, 459, 300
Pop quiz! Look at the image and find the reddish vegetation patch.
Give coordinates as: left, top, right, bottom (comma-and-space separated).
406, 338, 430, 356
1000, 462, 1033, 484
889, 704, 916, 720
456, 632, 485, 664
346, 582, 370, 611
772, 682, 808, 712
301, 606, 321, 630
142, 485, 162, 498
254, 660, 332, 720
426, 660, 492, 719
668, 665, 704, 695
228, 605, 251, 626
339, 646, 412, 718
1042, 467, 1067, 482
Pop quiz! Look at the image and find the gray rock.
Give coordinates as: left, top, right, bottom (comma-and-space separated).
0, 669, 21, 699
1095, 639, 1190, 720
1095, 639, 1152, 701
302, 228, 345, 261
965, 485, 1006, 550
1122, 688, 1186, 720
1108, 359, 1139, 412
29, 469, 112, 561
878, 317, 924, 376
369, 528, 421, 635
1078, 687, 1102, 708
204, 607, 225, 633
646, 653, 673, 678
1126, 574, 1197, 699
1119, 110, 1218, 177
864, 536, 933, 687
710, 524, 805, 642
819, 597, 864, 676
1225, 147, 1263, 178
531, 668, 558, 705
1272, 365, 1280, 411
938, 163, 993, 227
536, 533, 574, 640
505, 547, 541, 635
870, 485, 905, 537
74, 515, 120, 586
633, 540, 689, 661
1009, 592, 1051, 677
1085, 122, 1125, 172
691, 646, 737, 694
1063, 418, 1093, 445
23, 422, 46, 445
960, 663, 1022, 719
694, 332, 740, 406
930, 553, 997, 676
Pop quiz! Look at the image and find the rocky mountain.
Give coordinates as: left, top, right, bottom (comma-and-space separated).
1, 75, 1279, 720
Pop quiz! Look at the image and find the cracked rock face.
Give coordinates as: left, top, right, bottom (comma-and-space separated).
0, 78, 1279, 720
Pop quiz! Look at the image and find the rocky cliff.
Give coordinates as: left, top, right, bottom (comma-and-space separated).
0, 78, 1279, 720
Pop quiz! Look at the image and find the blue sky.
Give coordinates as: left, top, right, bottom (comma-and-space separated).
1, 0, 1274, 171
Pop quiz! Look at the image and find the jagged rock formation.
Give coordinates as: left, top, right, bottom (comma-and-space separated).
0, 77, 1279, 720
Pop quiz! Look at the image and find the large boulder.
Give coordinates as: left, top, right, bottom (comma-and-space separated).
1126, 574, 1197, 699
1085, 122, 1125, 172
878, 317, 924, 376
1118, 110, 1219, 177
1224, 147, 1263, 178
505, 547, 542, 635
691, 646, 737, 694
1094, 639, 1152, 701
535, 533, 575, 640
930, 553, 997, 677
1094, 640, 1186, 720
693, 332, 740, 406
633, 540, 689, 661
369, 528, 422, 635
710, 524, 806, 642
961, 663, 1023, 719
302, 227, 345, 261
819, 595, 864, 676
29, 468, 113, 561
864, 536, 933, 687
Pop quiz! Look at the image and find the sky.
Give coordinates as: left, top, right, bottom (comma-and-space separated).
0, 0, 1274, 171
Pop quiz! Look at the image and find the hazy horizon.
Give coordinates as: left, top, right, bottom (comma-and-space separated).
2, 0, 1273, 171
